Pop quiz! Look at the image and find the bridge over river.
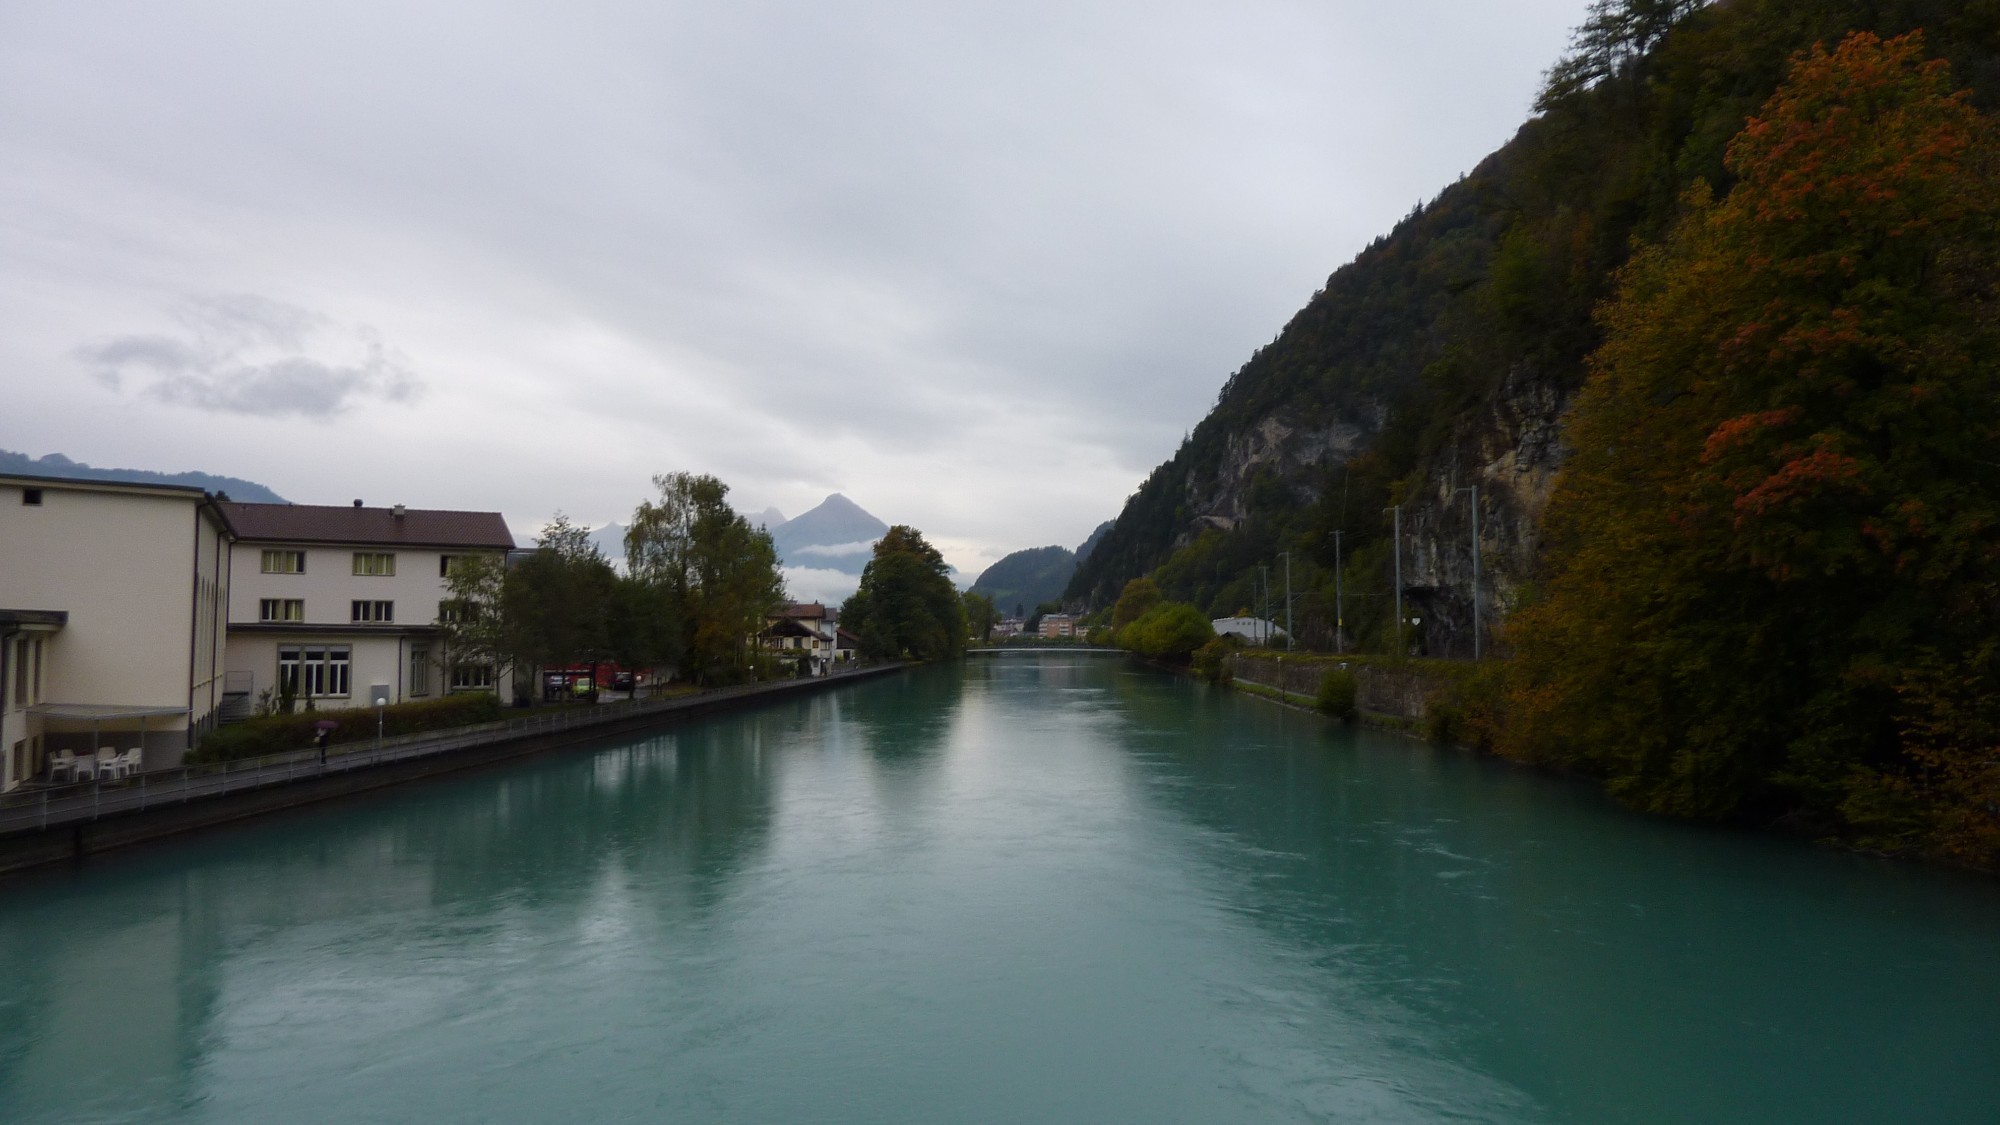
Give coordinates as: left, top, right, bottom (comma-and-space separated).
2, 653, 1996, 1123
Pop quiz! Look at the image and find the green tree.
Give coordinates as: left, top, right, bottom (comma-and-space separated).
843, 526, 966, 661
1110, 577, 1163, 632
1538, 0, 1708, 109
1118, 602, 1214, 662
437, 552, 522, 695
961, 590, 998, 643
1504, 33, 2000, 860
508, 514, 618, 679
626, 472, 786, 685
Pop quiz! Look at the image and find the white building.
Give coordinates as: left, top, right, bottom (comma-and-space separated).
219, 500, 516, 717
1211, 616, 1286, 645
762, 602, 853, 673
0, 474, 233, 789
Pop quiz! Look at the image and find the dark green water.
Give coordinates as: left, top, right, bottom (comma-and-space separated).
2, 655, 1996, 1123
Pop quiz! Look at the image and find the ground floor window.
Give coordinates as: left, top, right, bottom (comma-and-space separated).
410, 648, 431, 696
450, 663, 494, 690
279, 645, 352, 698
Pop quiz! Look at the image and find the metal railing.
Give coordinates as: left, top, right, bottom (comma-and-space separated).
0, 665, 891, 837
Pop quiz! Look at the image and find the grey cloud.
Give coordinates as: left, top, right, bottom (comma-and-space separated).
78, 297, 421, 419
4, 0, 1587, 558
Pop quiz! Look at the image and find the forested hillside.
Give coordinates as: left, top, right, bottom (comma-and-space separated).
1069, 0, 1999, 657
1069, 0, 2000, 867
969, 545, 1076, 619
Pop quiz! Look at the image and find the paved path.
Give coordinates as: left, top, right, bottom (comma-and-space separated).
0, 667, 898, 838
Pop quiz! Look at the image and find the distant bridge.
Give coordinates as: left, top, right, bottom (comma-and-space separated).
967, 647, 1124, 654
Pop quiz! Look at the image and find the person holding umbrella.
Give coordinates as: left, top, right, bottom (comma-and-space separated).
315, 720, 338, 766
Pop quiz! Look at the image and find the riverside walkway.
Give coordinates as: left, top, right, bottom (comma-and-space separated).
0, 665, 900, 861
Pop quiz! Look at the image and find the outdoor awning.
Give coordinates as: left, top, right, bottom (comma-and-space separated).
0, 609, 67, 631
27, 703, 188, 720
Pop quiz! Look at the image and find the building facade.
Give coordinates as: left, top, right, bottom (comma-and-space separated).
220, 501, 515, 717
0, 474, 232, 789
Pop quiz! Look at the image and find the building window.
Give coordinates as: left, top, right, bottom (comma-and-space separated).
279, 645, 351, 698
439, 599, 477, 625
21, 488, 42, 506
440, 555, 464, 578
351, 600, 394, 623
261, 549, 306, 574
259, 599, 304, 623
353, 552, 396, 576
409, 648, 431, 696
450, 663, 494, 690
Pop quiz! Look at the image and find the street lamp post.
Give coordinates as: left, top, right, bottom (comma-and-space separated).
1278, 551, 1294, 652
1259, 565, 1271, 647
1332, 530, 1344, 655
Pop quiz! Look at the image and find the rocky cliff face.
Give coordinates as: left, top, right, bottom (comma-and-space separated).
1393, 364, 1570, 658
1171, 361, 1570, 659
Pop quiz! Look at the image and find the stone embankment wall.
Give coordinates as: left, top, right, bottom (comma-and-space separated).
1226, 652, 1452, 724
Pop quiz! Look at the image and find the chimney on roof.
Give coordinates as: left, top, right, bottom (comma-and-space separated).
393, 504, 406, 518
352, 499, 363, 508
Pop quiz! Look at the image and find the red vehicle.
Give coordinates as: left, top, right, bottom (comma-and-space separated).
541, 661, 646, 701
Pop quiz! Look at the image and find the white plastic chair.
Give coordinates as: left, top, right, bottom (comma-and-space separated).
70, 754, 96, 783
48, 750, 76, 783
102, 749, 140, 781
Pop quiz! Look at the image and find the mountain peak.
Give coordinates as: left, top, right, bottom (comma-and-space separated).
770, 494, 890, 575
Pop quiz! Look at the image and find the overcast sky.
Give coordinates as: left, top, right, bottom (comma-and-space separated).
0, 0, 1588, 583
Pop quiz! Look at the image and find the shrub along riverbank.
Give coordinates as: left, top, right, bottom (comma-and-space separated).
193, 694, 505, 763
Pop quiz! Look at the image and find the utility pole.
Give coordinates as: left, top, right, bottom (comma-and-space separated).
1279, 551, 1294, 652
1384, 505, 1402, 655
1259, 565, 1271, 647
1456, 485, 1482, 660
1333, 530, 1344, 655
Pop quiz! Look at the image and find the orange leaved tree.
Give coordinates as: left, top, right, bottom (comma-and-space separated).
1503, 31, 2000, 863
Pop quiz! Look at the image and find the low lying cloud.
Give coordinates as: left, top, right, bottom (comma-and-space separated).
783, 566, 861, 607
789, 539, 879, 561
80, 294, 421, 419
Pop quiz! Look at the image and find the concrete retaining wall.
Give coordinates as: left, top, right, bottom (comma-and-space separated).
0, 665, 904, 877
1226, 653, 1449, 723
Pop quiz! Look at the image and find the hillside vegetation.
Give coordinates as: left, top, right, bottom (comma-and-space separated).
1071, 0, 2000, 867
970, 545, 1076, 618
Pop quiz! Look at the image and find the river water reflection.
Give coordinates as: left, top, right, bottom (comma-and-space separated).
2, 655, 1997, 1122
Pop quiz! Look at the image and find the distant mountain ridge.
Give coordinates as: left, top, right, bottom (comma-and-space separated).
771, 494, 890, 576
0, 449, 287, 503
970, 546, 1075, 618
970, 522, 1118, 615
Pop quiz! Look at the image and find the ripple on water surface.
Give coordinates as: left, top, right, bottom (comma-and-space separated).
2, 656, 1998, 1123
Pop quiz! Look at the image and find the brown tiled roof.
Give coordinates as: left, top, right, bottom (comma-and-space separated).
779, 602, 828, 620
762, 618, 821, 640
218, 501, 514, 549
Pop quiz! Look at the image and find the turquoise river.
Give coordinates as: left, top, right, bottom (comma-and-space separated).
3, 655, 1998, 1123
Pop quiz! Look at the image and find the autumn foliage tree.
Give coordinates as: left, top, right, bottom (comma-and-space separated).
1503, 32, 2000, 864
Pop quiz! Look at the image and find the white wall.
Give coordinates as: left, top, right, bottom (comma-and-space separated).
228, 543, 463, 628
0, 479, 227, 780
224, 543, 506, 708
1, 487, 196, 711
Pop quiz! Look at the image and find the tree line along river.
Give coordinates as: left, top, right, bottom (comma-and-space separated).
1, 653, 1996, 1123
